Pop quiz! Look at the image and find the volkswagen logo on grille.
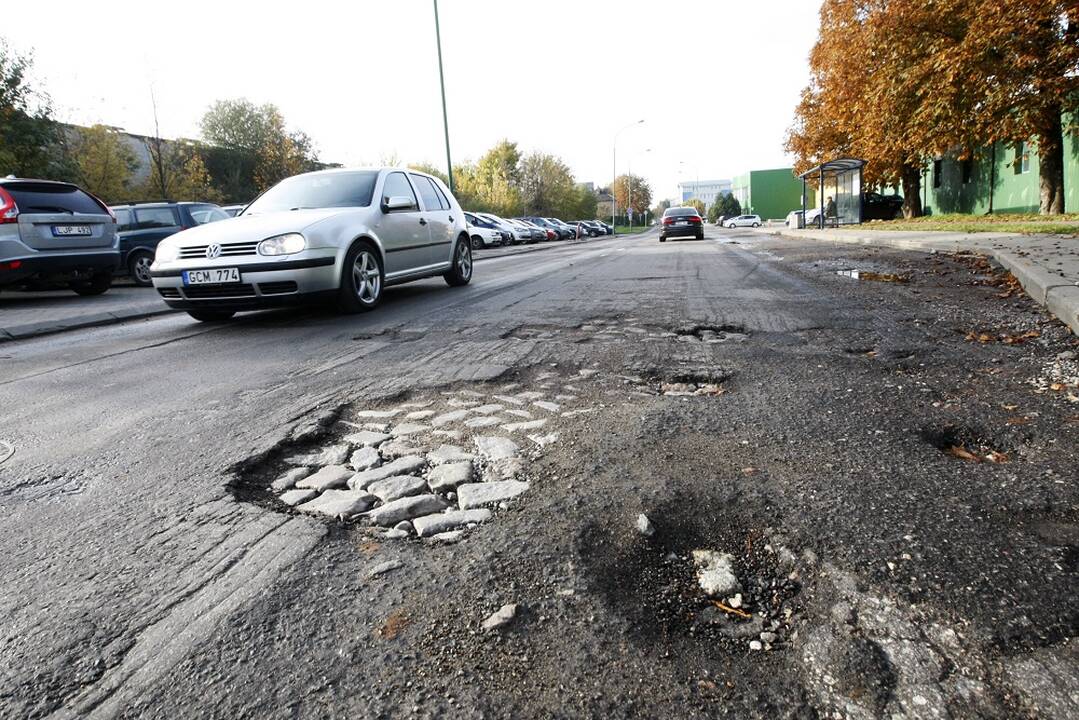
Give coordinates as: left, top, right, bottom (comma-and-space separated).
205, 244, 222, 259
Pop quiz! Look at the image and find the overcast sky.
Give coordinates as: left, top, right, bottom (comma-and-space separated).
8, 0, 822, 202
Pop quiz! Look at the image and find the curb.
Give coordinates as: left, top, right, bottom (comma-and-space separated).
766, 228, 1079, 336
0, 305, 176, 343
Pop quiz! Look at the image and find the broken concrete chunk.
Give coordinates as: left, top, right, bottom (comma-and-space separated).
483, 603, 519, 631
391, 422, 430, 436
532, 400, 561, 413
692, 550, 742, 597
271, 467, 310, 493
348, 455, 426, 490
364, 494, 449, 526
368, 559, 403, 578
464, 416, 502, 428
367, 475, 429, 503
286, 444, 351, 467
296, 464, 354, 491
413, 508, 492, 537
457, 480, 530, 510
355, 409, 401, 419
502, 418, 548, 433
349, 446, 382, 472
343, 430, 392, 448
473, 436, 520, 461
427, 462, 474, 491
427, 444, 475, 466
296, 489, 377, 519
278, 488, 318, 506
636, 513, 655, 536
431, 409, 471, 426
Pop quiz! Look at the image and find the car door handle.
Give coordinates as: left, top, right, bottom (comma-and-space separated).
447, 216, 453, 223
419, 218, 428, 226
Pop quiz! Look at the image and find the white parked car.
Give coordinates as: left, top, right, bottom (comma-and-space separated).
784, 208, 821, 228
478, 212, 527, 244
724, 214, 762, 228
466, 221, 503, 250
150, 168, 473, 322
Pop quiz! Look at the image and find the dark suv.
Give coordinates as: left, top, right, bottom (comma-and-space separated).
0, 177, 119, 295
110, 202, 230, 285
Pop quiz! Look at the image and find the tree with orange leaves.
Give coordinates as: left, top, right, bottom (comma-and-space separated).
788, 0, 1079, 216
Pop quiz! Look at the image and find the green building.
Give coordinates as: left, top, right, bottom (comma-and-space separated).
924, 114, 1079, 214
730, 168, 804, 221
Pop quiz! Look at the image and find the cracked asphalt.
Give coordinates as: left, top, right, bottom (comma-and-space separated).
1, 226, 1076, 719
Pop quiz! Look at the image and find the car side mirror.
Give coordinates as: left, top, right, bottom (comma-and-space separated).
383, 196, 414, 212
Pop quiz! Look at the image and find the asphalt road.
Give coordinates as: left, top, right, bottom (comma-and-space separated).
1, 226, 1076, 719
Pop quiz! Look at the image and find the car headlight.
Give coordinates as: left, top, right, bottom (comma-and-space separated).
155, 243, 180, 262
258, 233, 306, 256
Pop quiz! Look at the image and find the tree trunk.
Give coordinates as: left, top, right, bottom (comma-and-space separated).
1035, 108, 1065, 215
900, 164, 923, 218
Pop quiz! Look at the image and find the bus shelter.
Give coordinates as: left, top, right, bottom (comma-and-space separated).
799, 158, 865, 228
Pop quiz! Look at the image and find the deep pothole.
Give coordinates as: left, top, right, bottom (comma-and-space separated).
227, 368, 605, 545
579, 497, 807, 654
919, 423, 1014, 463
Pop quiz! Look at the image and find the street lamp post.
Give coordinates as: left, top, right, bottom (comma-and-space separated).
433, 0, 454, 192
612, 120, 644, 228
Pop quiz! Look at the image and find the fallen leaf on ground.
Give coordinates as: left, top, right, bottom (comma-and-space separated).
949, 445, 980, 462
1001, 403, 1019, 411
378, 609, 410, 640
1050, 383, 1065, 391
984, 451, 1009, 463
1006, 416, 1032, 426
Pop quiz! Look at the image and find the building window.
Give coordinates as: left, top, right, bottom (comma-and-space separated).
961, 158, 973, 184
1014, 141, 1030, 174
932, 159, 942, 188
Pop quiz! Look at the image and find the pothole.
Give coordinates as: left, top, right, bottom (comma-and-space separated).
674, 323, 750, 343
919, 423, 1012, 463
503, 317, 753, 347
579, 497, 807, 654
228, 368, 607, 545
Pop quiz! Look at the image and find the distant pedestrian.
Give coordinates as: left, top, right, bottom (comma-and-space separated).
825, 195, 837, 218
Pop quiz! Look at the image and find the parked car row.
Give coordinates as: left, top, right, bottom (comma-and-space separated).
0, 167, 615, 306
463, 212, 613, 248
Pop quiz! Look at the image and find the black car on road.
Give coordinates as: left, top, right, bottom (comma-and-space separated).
660, 206, 704, 242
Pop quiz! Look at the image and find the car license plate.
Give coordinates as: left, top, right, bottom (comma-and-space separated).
676, 220, 688, 226
52, 225, 92, 237
183, 268, 241, 285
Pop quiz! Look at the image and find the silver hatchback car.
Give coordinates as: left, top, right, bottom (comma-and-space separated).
150, 168, 473, 321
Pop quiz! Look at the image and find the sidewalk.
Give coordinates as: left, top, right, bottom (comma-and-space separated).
0, 285, 173, 342
762, 227, 1079, 335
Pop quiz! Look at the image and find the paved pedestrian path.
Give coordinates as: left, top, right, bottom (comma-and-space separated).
763, 227, 1079, 335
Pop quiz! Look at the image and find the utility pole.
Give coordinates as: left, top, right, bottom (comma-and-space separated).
433, 0, 454, 192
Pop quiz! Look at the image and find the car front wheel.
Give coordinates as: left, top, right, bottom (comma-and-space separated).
470, 235, 484, 250
444, 239, 473, 287
752, 222, 760, 227
338, 242, 384, 313
128, 250, 154, 287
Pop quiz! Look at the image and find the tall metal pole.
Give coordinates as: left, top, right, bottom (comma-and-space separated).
433, 0, 454, 192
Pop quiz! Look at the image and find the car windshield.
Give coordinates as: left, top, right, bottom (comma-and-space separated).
244, 171, 378, 214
